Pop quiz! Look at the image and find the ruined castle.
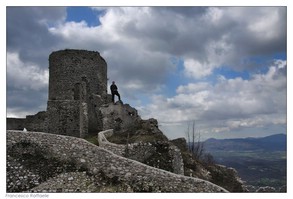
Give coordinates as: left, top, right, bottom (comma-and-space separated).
7, 49, 113, 137
6, 49, 246, 193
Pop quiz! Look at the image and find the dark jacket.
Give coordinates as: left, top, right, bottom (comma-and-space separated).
110, 84, 118, 93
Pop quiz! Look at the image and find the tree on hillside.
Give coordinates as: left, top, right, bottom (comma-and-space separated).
185, 120, 215, 166
185, 120, 204, 160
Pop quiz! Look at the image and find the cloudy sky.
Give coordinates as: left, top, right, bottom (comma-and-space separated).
6, 6, 287, 140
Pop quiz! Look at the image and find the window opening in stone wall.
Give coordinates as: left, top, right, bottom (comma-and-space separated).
74, 83, 81, 100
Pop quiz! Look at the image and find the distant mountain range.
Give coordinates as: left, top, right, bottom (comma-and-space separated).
203, 134, 286, 152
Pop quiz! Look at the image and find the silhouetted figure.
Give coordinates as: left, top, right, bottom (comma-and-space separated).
110, 81, 121, 103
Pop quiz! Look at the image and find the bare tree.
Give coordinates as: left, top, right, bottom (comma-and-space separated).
186, 120, 205, 160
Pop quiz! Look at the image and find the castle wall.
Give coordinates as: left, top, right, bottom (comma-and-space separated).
7, 49, 108, 136
47, 49, 108, 136
47, 101, 82, 137
48, 49, 107, 101
7, 111, 47, 132
7, 118, 26, 130
25, 111, 48, 132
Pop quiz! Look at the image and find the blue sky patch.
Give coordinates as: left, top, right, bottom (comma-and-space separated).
66, 7, 101, 27
165, 58, 188, 97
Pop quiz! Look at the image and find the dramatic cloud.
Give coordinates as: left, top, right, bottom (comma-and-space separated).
7, 7, 66, 65
7, 52, 48, 91
6, 7, 67, 117
6, 52, 49, 117
138, 60, 286, 137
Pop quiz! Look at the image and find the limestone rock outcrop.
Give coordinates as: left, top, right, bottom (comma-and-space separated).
99, 102, 141, 132
7, 130, 228, 193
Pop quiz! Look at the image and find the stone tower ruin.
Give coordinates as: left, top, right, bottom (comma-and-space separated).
47, 49, 108, 137
7, 49, 123, 138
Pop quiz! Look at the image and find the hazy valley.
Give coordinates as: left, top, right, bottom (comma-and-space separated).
203, 134, 287, 191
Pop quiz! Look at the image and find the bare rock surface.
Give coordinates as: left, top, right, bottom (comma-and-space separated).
7, 130, 228, 193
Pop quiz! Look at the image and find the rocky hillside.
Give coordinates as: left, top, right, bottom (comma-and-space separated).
100, 102, 245, 192
7, 130, 227, 193
6, 102, 244, 192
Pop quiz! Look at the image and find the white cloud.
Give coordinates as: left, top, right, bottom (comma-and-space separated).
140, 61, 286, 136
183, 59, 214, 79
177, 82, 210, 94
29, 6, 287, 91
247, 7, 282, 40
48, 7, 176, 96
7, 52, 48, 91
203, 7, 224, 23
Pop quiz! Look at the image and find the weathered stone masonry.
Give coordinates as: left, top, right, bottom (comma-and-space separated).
7, 49, 109, 138
7, 130, 228, 193
47, 49, 108, 137
7, 111, 47, 132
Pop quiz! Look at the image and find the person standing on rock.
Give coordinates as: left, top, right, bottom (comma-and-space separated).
110, 81, 121, 103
